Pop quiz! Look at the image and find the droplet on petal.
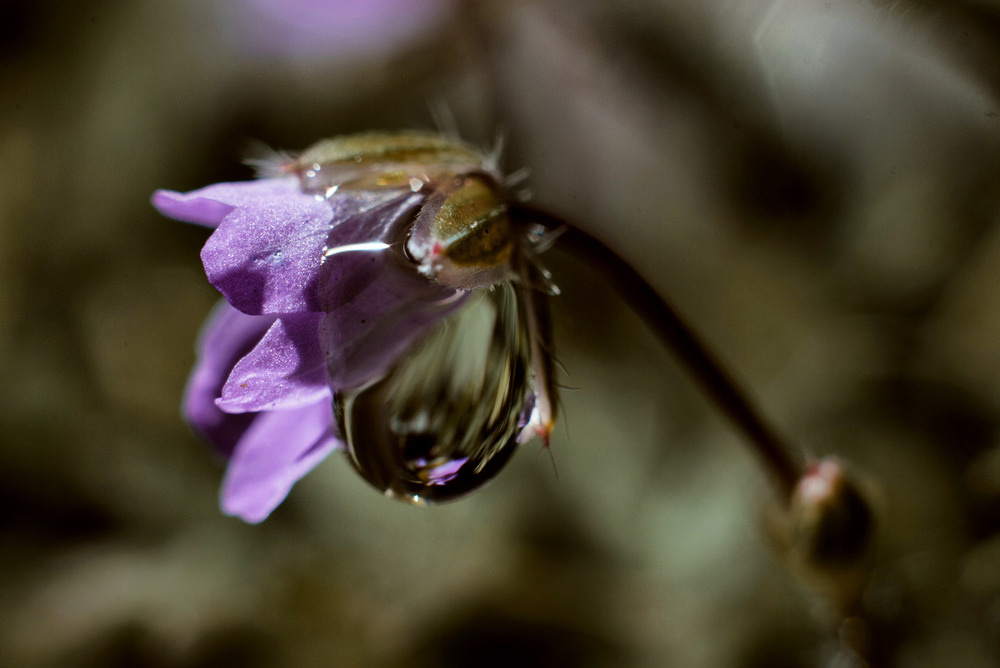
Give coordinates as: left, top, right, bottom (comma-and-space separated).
334, 282, 531, 503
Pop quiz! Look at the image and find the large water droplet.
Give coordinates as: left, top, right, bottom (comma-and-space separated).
335, 282, 530, 503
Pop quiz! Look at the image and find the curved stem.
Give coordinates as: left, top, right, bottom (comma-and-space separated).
511, 203, 802, 501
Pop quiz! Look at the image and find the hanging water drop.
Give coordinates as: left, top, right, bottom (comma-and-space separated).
334, 282, 531, 503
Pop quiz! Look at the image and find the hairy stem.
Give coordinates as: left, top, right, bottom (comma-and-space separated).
511, 203, 802, 500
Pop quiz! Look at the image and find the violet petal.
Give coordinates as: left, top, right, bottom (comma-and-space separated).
183, 302, 275, 459
152, 179, 310, 229
200, 183, 336, 314
219, 0, 452, 59
318, 191, 427, 312
314, 190, 471, 389
217, 312, 330, 413
220, 399, 339, 523
320, 271, 466, 390
316, 192, 468, 388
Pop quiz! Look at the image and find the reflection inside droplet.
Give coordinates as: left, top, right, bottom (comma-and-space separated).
334, 282, 530, 503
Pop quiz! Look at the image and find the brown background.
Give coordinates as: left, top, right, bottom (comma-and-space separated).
2, 0, 1000, 665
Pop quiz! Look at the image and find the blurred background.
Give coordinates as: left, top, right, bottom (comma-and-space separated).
3, 0, 1000, 665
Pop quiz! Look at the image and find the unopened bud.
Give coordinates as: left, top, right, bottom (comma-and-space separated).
768, 457, 876, 615
792, 458, 875, 569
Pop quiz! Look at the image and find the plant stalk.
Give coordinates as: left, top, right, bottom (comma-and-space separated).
512, 203, 802, 500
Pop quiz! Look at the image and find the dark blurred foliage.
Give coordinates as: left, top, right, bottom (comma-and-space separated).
3, 0, 1000, 665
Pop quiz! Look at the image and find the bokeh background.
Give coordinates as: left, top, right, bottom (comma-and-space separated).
3, 0, 1000, 665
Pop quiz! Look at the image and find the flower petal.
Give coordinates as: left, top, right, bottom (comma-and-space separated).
316, 192, 467, 388
183, 302, 275, 458
200, 182, 336, 314
218, 0, 452, 59
320, 271, 466, 390
317, 191, 427, 311
217, 312, 330, 412
152, 179, 308, 228
220, 399, 338, 523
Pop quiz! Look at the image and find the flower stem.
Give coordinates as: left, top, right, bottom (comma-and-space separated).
511, 204, 802, 501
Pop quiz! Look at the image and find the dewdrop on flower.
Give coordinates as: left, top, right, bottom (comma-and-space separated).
153, 130, 557, 519
278, 131, 553, 503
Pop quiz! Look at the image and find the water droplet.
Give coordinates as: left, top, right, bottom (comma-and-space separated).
335, 283, 530, 503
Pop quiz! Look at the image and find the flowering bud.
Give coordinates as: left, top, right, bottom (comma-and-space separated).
791, 459, 875, 570
765, 457, 876, 618
153, 131, 558, 521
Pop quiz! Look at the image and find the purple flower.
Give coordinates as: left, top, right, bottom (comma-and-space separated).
216, 0, 453, 59
183, 302, 338, 522
154, 132, 556, 522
